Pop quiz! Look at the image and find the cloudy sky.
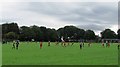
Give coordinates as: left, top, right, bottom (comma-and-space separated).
0, 0, 118, 35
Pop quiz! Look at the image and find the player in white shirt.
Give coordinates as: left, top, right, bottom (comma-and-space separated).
61, 36, 66, 47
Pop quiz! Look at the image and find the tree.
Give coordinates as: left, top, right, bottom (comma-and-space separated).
47, 28, 58, 41
30, 25, 43, 41
57, 26, 85, 40
57, 28, 64, 38
5, 32, 19, 41
84, 30, 95, 40
101, 29, 117, 39
76, 29, 85, 40
19, 26, 34, 41
2, 23, 19, 40
2, 23, 19, 34
2, 22, 117, 42
40, 26, 48, 41
117, 29, 120, 39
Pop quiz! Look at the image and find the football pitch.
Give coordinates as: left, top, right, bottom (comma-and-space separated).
2, 42, 118, 65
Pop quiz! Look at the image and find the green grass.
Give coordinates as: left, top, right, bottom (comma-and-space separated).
2, 42, 118, 65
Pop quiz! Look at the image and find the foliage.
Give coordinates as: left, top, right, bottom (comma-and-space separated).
2, 23, 118, 41
101, 29, 117, 39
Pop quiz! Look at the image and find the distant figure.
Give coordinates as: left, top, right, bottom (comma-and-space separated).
56, 41, 59, 45
118, 41, 120, 50
88, 42, 91, 47
31, 39, 35, 42
102, 40, 104, 47
68, 42, 70, 46
48, 41, 50, 46
108, 41, 110, 48
67, 37, 70, 46
40, 41, 43, 49
71, 42, 74, 46
16, 40, 20, 50
106, 41, 108, 47
118, 45, 120, 50
82, 41, 84, 47
102, 42, 104, 47
12, 40, 16, 49
61, 36, 64, 42
61, 36, 66, 47
2, 40, 7, 44
64, 42, 66, 47
80, 42, 82, 49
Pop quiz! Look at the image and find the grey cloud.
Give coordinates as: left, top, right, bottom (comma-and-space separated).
1, 2, 118, 33
77, 24, 112, 32
1, 17, 20, 22
26, 2, 117, 25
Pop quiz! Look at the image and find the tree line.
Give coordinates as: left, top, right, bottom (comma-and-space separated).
2, 23, 120, 42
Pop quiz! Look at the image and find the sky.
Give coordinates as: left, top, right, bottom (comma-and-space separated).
0, 0, 119, 35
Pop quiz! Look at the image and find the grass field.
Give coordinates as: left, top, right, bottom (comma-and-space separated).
2, 42, 118, 65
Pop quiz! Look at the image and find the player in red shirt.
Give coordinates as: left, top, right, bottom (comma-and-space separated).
102, 43, 104, 47
102, 40, 104, 47
108, 41, 110, 48
40, 41, 43, 49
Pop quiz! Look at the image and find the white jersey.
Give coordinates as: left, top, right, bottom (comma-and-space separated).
61, 37, 64, 42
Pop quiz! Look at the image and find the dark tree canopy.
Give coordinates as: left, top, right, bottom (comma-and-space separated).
2, 23, 19, 34
101, 29, 117, 39
1, 23, 118, 42
5, 32, 19, 41
2, 23, 19, 40
57, 26, 85, 41
84, 30, 96, 40
117, 29, 120, 39
19, 26, 35, 41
